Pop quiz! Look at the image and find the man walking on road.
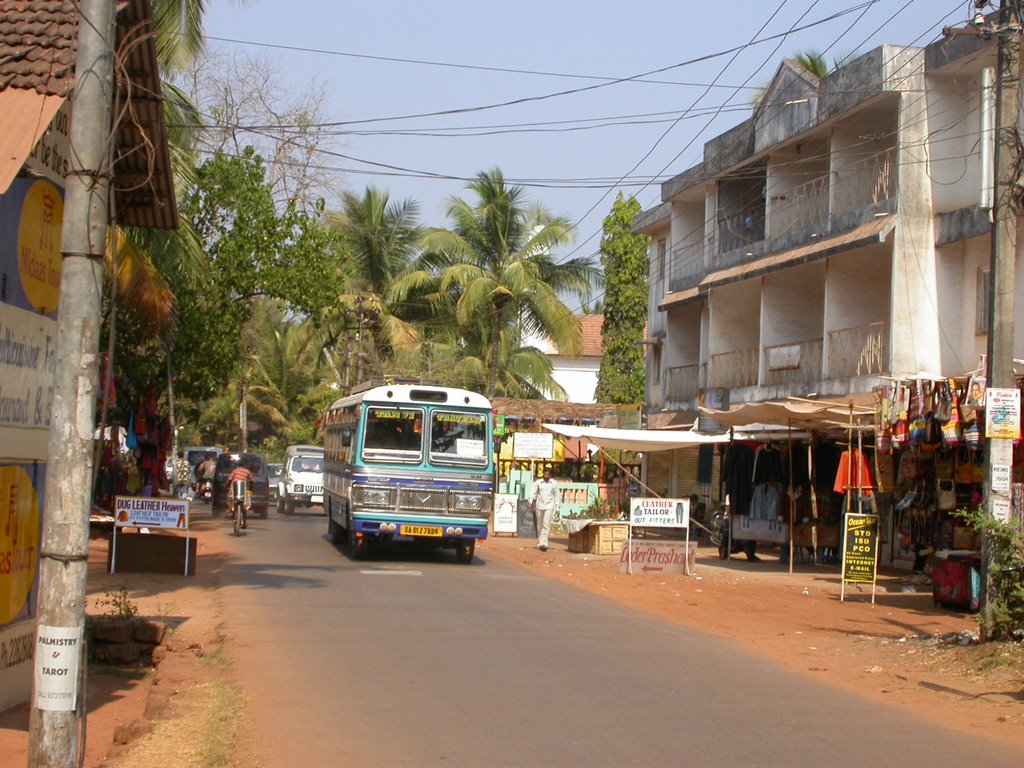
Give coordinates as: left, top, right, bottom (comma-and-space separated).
532, 468, 559, 552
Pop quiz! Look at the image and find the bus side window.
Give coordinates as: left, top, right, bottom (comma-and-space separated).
341, 427, 352, 447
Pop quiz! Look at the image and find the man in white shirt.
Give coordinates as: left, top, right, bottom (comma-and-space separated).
531, 469, 559, 552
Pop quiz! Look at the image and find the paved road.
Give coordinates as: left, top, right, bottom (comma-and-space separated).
214, 513, 1015, 768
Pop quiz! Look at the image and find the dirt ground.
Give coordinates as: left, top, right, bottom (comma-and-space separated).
1, 521, 1022, 766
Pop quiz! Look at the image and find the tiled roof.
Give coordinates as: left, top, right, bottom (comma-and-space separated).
579, 314, 604, 357
0, 0, 177, 229
0, 1, 76, 96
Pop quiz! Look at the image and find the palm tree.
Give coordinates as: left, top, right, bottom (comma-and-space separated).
394, 168, 598, 398
245, 301, 335, 448
323, 187, 424, 382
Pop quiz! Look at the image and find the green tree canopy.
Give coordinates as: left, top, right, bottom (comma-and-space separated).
394, 168, 598, 398
595, 193, 648, 404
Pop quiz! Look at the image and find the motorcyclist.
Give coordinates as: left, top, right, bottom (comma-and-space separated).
226, 460, 254, 529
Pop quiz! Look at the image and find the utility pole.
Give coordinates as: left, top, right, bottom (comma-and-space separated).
29, 0, 117, 765
984, 0, 1022, 635
948, 1, 1024, 633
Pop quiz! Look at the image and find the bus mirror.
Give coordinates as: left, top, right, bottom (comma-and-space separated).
341, 428, 352, 447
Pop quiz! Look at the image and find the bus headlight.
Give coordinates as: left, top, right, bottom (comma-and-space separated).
354, 485, 392, 508
452, 493, 483, 511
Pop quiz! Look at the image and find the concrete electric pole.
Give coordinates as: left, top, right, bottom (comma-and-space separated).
983, 1, 1022, 633
28, 0, 117, 764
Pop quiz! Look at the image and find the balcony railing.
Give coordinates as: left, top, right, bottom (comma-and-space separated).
665, 363, 705, 402
828, 321, 889, 378
670, 241, 704, 289
762, 338, 823, 386
710, 348, 759, 389
768, 175, 829, 238
717, 210, 765, 256
833, 148, 895, 216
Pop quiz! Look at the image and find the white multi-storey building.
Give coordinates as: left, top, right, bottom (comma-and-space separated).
635, 32, 1009, 422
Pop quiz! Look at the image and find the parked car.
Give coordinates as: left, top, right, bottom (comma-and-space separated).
277, 444, 324, 515
212, 452, 270, 518
268, 463, 284, 503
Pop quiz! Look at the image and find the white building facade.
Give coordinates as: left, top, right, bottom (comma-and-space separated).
635, 34, 1013, 419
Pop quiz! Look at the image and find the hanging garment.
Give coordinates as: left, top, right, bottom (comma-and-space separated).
834, 449, 874, 494
722, 444, 755, 517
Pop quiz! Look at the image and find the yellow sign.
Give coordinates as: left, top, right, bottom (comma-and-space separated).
17, 180, 63, 313
0, 466, 40, 625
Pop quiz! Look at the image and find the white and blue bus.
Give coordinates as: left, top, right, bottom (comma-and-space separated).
322, 383, 494, 564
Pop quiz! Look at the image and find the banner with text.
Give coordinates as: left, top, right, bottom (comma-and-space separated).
629, 497, 689, 527
114, 497, 190, 529
619, 540, 697, 575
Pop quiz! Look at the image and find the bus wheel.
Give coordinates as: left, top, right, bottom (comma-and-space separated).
455, 539, 475, 565
328, 515, 344, 545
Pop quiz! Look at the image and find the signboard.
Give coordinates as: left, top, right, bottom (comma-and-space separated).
619, 540, 697, 575
985, 387, 1020, 439
493, 494, 518, 534
616, 403, 643, 430
629, 497, 689, 528
841, 513, 879, 603
516, 499, 537, 538
732, 515, 787, 544
25, 100, 71, 188
512, 432, 554, 460
33, 624, 81, 711
111, 496, 191, 576
114, 496, 190, 529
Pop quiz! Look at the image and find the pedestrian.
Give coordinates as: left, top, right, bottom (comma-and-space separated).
531, 468, 559, 552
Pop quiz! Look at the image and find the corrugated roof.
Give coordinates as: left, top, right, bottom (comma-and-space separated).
0, 0, 177, 229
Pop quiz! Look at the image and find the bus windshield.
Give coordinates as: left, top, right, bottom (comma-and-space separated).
429, 411, 488, 466
362, 406, 423, 462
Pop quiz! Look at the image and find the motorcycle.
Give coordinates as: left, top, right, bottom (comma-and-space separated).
709, 507, 730, 560
199, 479, 213, 502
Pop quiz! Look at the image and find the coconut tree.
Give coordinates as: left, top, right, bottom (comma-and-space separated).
393, 168, 598, 398
322, 186, 424, 382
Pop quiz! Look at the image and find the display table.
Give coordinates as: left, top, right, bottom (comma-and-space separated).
566, 520, 629, 555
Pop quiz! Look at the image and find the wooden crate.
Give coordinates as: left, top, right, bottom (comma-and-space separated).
567, 522, 628, 555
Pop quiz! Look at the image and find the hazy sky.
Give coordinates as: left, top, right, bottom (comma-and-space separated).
201, 0, 968, 309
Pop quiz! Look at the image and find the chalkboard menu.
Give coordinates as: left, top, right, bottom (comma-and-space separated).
517, 499, 537, 538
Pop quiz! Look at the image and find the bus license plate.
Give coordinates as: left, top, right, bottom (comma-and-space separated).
401, 525, 442, 537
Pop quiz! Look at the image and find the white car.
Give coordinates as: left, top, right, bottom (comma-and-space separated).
277, 445, 324, 514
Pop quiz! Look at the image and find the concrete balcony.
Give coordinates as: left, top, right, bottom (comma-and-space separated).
828, 321, 889, 378
833, 147, 895, 216
768, 175, 829, 239
668, 241, 704, 292
665, 363, 705, 402
710, 348, 759, 389
762, 338, 823, 386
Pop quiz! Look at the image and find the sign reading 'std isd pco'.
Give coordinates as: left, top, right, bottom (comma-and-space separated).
841, 513, 879, 603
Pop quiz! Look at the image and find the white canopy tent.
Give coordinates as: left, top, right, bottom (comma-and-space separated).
541, 423, 732, 452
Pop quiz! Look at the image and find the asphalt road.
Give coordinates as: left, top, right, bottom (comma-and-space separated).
214, 512, 1016, 768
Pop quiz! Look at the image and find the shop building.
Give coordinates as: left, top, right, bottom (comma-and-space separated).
633, 30, 1017, 574
0, 0, 177, 710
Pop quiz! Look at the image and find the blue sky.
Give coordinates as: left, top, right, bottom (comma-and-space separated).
201, 0, 968, 308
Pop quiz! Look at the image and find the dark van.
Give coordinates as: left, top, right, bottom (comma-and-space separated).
212, 452, 270, 518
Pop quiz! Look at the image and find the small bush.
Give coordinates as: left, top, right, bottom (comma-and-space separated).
956, 507, 1024, 640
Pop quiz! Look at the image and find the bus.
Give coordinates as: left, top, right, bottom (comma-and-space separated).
321, 383, 494, 564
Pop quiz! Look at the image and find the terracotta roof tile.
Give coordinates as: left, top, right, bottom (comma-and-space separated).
0, 1, 77, 96
578, 314, 604, 357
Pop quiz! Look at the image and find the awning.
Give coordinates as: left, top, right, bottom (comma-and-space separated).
700, 397, 874, 432
542, 423, 732, 452
0, 90, 65, 194
658, 286, 702, 311
700, 215, 896, 290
